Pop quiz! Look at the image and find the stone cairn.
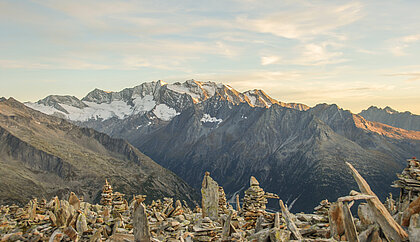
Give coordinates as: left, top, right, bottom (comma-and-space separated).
112, 192, 127, 213
314, 199, 331, 216
100, 179, 113, 206
2, 163, 420, 241
218, 186, 228, 215
241, 176, 269, 228
392, 157, 420, 212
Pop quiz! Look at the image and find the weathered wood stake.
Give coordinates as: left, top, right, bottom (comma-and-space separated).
279, 199, 303, 241
345, 162, 408, 242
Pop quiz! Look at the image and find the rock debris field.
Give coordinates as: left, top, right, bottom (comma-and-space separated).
1, 159, 420, 241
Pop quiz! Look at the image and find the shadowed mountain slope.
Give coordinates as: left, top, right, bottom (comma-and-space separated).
0, 98, 198, 206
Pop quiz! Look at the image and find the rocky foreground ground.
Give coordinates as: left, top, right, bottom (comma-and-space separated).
1, 160, 420, 241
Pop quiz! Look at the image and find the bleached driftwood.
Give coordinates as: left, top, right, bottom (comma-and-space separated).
279, 199, 303, 241
345, 162, 408, 242
341, 202, 359, 242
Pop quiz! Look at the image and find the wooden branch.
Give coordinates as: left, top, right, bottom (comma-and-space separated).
341, 202, 359, 242
338, 194, 376, 203
279, 200, 303, 241
345, 162, 408, 242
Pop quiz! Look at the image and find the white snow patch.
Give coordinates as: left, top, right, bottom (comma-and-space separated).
62, 101, 132, 121
244, 93, 256, 106
27, 93, 181, 122
166, 84, 201, 100
153, 104, 179, 121
132, 95, 156, 114
201, 84, 216, 97
201, 114, 223, 124
25, 103, 67, 116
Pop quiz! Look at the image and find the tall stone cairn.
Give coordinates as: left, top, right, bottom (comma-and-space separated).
112, 192, 126, 213
201, 172, 219, 220
242, 176, 267, 227
218, 186, 228, 214
100, 179, 113, 206
392, 158, 420, 211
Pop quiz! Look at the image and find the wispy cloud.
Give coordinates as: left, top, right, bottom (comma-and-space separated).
294, 42, 345, 66
261, 56, 281, 65
2, 0, 420, 114
259, 41, 346, 66
386, 72, 420, 82
389, 34, 420, 56
236, 2, 363, 40
0, 59, 110, 70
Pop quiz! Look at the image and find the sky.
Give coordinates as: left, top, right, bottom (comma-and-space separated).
1, 0, 420, 114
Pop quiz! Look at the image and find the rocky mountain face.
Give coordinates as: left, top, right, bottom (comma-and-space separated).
0, 98, 198, 206
359, 106, 420, 131
26, 80, 420, 212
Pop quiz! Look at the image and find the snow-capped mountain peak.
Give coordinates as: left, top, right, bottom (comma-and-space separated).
25, 80, 307, 123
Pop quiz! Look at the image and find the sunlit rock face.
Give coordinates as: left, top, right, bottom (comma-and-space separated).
26, 80, 420, 212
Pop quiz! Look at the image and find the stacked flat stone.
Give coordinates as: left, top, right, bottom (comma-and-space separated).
192, 216, 222, 241
100, 179, 113, 206
146, 197, 192, 241
112, 192, 126, 213
218, 186, 228, 215
264, 192, 279, 199
392, 158, 420, 211
314, 199, 331, 216
242, 176, 267, 227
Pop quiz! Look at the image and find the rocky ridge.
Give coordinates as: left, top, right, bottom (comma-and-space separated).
360, 106, 420, 131
25, 80, 308, 124
0, 97, 198, 206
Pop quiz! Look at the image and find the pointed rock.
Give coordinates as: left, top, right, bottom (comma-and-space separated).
236, 194, 241, 212
69, 192, 80, 210
76, 213, 88, 234
274, 212, 280, 229
250, 176, 259, 186
329, 202, 345, 240
132, 200, 151, 242
201, 172, 219, 220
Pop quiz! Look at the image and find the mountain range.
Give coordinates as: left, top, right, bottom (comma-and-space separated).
23, 80, 420, 212
0, 97, 197, 206
359, 106, 420, 131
